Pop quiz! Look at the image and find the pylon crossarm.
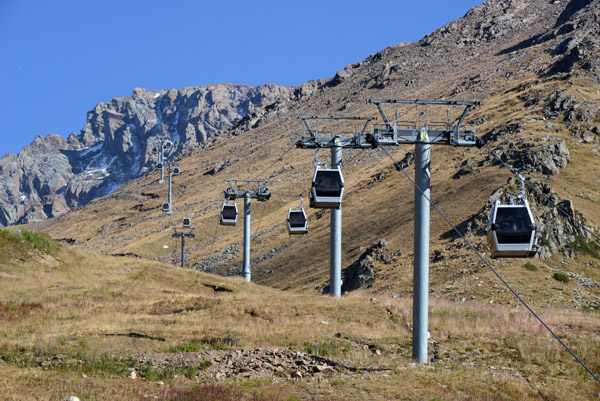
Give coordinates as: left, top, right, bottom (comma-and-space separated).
366, 99, 480, 147
366, 99, 479, 106
296, 135, 373, 149
223, 179, 271, 200
172, 227, 195, 238
371, 129, 478, 146
296, 116, 376, 142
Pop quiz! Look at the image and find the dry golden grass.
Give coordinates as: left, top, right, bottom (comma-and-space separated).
1, 234, 599, 400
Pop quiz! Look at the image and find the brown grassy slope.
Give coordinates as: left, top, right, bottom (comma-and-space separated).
33, 0, 600, 305
1, 233, 599, 400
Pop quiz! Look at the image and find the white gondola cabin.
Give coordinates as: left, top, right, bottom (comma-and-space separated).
487, 199, 537, 258
309, 166, 344, 209
182, 217, 191, 227
162, 202, 170, 212
173, 165, 181, 175
287, 209, 308, 235
220, 202, 238, 226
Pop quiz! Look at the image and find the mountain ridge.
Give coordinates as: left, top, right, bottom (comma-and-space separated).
0, 83, 291, 226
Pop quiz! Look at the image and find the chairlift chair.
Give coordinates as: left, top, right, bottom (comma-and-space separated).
309, 165, 344, 209
182, 217, 191, 227
161, 202, 170, 212
220, 202, 238, 226
487, 199, 537, 258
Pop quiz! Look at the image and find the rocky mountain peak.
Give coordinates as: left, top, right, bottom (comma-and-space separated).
0, 83, 291, 226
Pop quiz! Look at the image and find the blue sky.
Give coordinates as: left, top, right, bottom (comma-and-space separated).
0, 0, 484, 156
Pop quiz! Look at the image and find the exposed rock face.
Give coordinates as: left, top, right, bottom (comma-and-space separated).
321, 240, 401, 294
0, 84, 290, 226
482, 126, 571, 175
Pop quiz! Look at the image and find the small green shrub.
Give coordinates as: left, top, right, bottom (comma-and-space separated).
567, 235, 599, 259
21, 230, 56, 254
0, 230, 22, 244
522, 262, 538, 272
303, 336, 349, 357
329, 377, 348, 386
185, 367, 199, 379
0, 229, 57, 255
553, 272, 570, 283
166, 339, 204, 353
0, 345, 193, 380
539, 235, 552, 251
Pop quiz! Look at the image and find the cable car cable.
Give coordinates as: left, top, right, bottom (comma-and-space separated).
186, 214, 222, 292
475, 135, 600, 243
116, 206, 176, 296
252, 141, 297, 181
373, 138, 600, 385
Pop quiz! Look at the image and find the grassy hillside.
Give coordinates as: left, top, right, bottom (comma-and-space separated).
9, 0, 600, 398
32, 73, 600, 309
1, 232, 599, 400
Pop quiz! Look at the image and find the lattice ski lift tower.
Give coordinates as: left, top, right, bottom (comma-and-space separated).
295, 99, 479, 364
221, 179, 271, 282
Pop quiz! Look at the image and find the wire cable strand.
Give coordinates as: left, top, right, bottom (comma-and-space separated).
476, 135, 600, 243
374, 138, 600, 385
252, 140, 297, 181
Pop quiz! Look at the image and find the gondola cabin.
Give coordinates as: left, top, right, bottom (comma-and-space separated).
173, 166, 181, 175
487, 200, 537, 258
257, 188, 271, 202
182, 217, 191, 227
157, 162, 163, 169
287, 209, 308, 235
309, 166, 344, 209
162, 202, 170, 212
220, 203, 238, 226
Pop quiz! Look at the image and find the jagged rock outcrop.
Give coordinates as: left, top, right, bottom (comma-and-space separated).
321, 240, 402, 294
0, 84, 291, 226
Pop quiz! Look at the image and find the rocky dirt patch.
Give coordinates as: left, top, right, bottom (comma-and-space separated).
137, 348, 349, 382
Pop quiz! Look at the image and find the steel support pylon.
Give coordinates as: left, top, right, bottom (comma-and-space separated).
330, 145, 342, 297
413, 136, 431, 363
295, 103, 479, 361
243, 195, 251, 282
181, 236, 186, 268
167, 163, 173, 214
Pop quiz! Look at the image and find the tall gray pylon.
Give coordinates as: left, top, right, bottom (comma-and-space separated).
295, 100, 479, 363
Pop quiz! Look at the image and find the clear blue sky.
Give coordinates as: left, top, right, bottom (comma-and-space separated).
0, 0, 484, 156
